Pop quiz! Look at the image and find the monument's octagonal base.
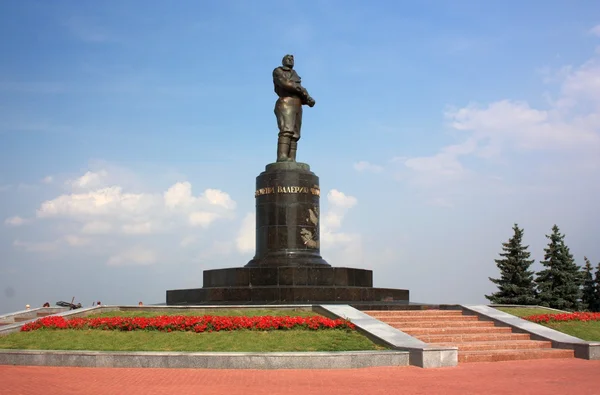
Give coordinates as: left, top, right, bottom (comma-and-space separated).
166, 285, 409, 305
166, 266, 409, 305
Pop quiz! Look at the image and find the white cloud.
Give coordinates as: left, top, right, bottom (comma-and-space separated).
188, 211, 219, 228
398, 48, 600, 203
4, 216, 30, 226
590, 25, 600, 37
121, 222, 155, 235
64, 235, 90, 246
107, 247, 157, 266
354, 161, 383, 173
13, 235, 90, 252
13, 239, 58, 253
10, 167, 239, 271
81, 221, 113, 234
14, 234, 93, 252
198, 241, 233, 261
322, 190, 357, 232
559, 58, 600, 106
445, 100, 599, 151
327, 189, 357, 210
322, 212, 343, 230
35, 178, 236, 236
41, 176, 53, 184
164, 182, 236, 211
404, 139, 477, 182
322, 231, 359, 245
236, 213, 255, 253
164, 182, 196, 208
66, 170, 109, 190
449, 100, 547, 133
204, 189, 237, 210
426, 197, 454, 208
38, 186, 154, 219
180, 235, 197, 247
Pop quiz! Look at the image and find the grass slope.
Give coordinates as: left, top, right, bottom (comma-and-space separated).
494, 306, 600, 341
0, 309, 386, 352
0, 329, 385, 352
493, 307, 562, 317
543, 322, 600, 342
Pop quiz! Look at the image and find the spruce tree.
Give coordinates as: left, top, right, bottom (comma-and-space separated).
581, 257, 596, 311
535, 225, 583, 311
593, 261, 600, 312
485, 224, 537, 305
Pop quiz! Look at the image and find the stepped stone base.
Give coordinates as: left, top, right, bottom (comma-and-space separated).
166, 285, 409, 305
203, 266, 373, 287
167, 265, 409, 305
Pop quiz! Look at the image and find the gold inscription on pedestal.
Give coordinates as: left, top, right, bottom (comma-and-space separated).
254, 187, 275, 197
255, 185, 320, 197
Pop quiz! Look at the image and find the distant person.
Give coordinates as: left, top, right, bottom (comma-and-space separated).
96, 301, 101, 306
138, 301, 143, 306
43, 302, 50, 308
25, 304, 30, 310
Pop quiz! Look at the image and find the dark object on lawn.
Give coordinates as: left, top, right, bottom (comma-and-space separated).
56, 301, 82, 310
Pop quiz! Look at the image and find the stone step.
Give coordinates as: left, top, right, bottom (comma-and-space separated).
375, 315, 479, 322
0, 322, 9, 326
36, 312, 51, 317
367, 310, 463, 317
417, 332, 531, 343
459, 348, 574, 363
387, 320, 495, 328
431, 340, 552, 351
13, 317, 32, 322
399, 326, 512, 336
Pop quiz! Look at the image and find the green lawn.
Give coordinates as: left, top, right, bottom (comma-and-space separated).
0, 329, 384, 352
544, 321, 600, 342
493, 306, 600, 341
0, 308, 385, 352
90, 308, 317, 318
493, 307, 562, 317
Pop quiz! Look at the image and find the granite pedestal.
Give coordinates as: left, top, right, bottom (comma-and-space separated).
247, 162, 328, 267
166, 162, 410, 305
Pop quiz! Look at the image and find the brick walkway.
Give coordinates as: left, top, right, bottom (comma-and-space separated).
1, 359, 599, 394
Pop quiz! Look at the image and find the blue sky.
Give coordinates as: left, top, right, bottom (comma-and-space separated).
1, 1, 600, 313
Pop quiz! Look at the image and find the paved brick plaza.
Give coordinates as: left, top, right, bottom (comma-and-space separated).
1, 359, 599, 394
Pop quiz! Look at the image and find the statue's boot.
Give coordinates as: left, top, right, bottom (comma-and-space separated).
277, 136, 291, 162
287, 140, 298, 162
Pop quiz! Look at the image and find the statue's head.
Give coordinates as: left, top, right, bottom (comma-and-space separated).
282, 54, 294, 68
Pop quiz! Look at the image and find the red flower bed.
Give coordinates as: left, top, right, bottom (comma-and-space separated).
524, 312, 600, 324
21, 315, 356, 333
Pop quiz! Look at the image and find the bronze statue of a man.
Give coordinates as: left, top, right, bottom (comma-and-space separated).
273, 54, 315, 162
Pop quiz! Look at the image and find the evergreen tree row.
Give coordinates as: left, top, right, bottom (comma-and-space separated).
485, 224, 600, 312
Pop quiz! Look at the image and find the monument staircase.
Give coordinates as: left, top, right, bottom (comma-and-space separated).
366, 309, 574, 363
